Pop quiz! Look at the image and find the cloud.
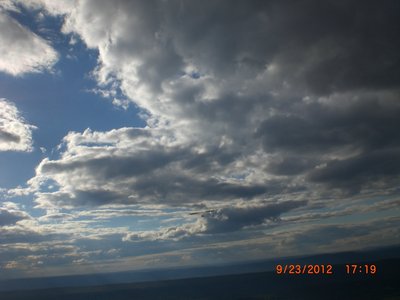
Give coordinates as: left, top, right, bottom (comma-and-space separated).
256, 91, 400, 193
201, 200, 307, 234
0, 202, 30, 226
31, 127, 278, 208
281, 216, 400, 253
308, 148, 400, 193
0, 226, 52, 244
14, 0, 398, 211
0, 241, 82, 279
0, 9, 58, 76
0, 98, 36, 152
124, 200, 307, 241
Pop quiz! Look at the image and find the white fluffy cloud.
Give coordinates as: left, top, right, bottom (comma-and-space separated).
0, 98, 36, 152
0, 9, 58, 76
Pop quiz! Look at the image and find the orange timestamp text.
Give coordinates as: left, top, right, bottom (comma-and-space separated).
275, 263, 378, 275
276, 264, 333, 275
345, 264, 377, 275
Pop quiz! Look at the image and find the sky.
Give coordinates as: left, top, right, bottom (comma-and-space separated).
0, 0, 399, 280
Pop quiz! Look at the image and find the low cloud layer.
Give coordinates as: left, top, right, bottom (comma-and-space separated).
124, 200, 307, 241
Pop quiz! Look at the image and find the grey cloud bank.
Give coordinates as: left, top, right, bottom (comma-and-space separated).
26, 0, 400, 210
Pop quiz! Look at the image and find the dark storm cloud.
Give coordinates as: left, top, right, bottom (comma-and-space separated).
266, 155, 316, 176
164, 1, 273, 77
182, 146, 239, 172
35, 189, 125, 207
258, 95, 400, 191
256, 114, 348, 154
308, 149, 400, 192
166, 0, 400, 94
300, 1, 400, 94
202, 200, 307, 234
257, 0, 400, 95
40, 148, 185, 179
131, 174, 269, 205
36, 169, 270, 207
257, 97, 400, 154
